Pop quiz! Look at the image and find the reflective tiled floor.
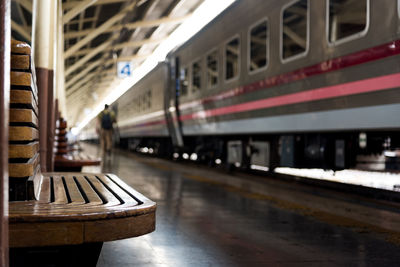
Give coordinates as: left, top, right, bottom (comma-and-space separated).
81, 144, 400, 267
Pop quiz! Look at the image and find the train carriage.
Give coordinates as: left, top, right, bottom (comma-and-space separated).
97, 0, 400, 171
116, 63, 173, 154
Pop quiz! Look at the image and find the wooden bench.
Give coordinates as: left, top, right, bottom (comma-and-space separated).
54, 117, 100, 172
9, 40, 156, 266
9, 39, 40, 201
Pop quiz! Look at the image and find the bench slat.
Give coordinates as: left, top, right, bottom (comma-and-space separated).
9, 174, 156, 217
10, 108, 38, 127
9, 126, 38, 141
74, 175, 103, 205
11, 72, 38, 104
11, 54, 30, 70
10, 89, 35, 104
11, 39, 31, 55
10, 90, 38, 116
9, 141, 39, 159
9, 173, 156, 247
39, 176, 51, 203
64, 175, 86, 205
85, 175, 121, 206
11, 71, 31, 87
10, 174, 156, 215
9, 153, 39, 177
53, 176, 69, 205
96, 174, 139, 206
27, 167, 42, 200
106, 174, 149, 205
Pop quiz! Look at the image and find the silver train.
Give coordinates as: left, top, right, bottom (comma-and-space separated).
85, 0, 400, 170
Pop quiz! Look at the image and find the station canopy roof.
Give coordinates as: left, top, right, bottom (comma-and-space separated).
10, 0, 207, 127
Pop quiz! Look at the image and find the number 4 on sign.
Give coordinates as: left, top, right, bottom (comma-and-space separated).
117, 61, 133, 78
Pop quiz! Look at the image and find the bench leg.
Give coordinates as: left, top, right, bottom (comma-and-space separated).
10, 242, 103, 267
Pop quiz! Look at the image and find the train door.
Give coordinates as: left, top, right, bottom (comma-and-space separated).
164, 57, 184, 149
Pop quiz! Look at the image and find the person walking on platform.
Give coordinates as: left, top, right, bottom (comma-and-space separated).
97, 104, 116, 155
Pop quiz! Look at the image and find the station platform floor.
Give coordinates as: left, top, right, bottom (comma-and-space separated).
80, 143, 400, 267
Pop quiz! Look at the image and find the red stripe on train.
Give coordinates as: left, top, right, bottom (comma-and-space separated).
124, 41, 400, 129
180, 72, 400, 121
180, 40, 400, 111
128, 71, 400, 128
119, 119, 166, 130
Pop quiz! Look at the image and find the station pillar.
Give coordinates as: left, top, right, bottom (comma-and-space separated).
32, 0, 58, 172
56, 0, 67, 120
0, 0, 10, 265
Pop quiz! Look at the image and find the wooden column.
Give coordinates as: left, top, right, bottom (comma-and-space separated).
32, 0, 57, 172
0, 0, 10, 265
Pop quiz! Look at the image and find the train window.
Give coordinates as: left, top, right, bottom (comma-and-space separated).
327, 0, 369, 44
249, 18, 268, 73
225, 36, 240, 81
206, 50, 218, 88
192, 60, 201, 92
281, 0, 309, 62
180, 67, 189, 96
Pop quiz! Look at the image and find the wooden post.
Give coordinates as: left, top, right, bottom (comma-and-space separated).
32, 0, 57, 172
0, 0, 10, 265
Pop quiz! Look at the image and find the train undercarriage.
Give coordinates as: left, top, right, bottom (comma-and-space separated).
119, 131, 400, 172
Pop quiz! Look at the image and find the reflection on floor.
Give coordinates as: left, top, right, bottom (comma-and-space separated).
275, 167, 400, 192
80, 144, 400, 267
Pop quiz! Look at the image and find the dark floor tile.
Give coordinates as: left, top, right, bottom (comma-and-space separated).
80, 144, 400, 267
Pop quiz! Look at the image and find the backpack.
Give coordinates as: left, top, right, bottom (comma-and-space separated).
101, 111, 113, 129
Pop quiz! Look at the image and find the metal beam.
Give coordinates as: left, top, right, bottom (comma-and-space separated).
65, 37, 115, 76
15, 0, 32, 13
64, 1, 137, 59
67, 17, 97, 25
63, 0, 126, 11
67, 81, 96, 100
71, 37, 165, 57
11, 20, 31, 41
64, 13, 192, 39
66, 68, 114, 95
66, 71, 97, 94
63, 0, 98, 25
68, 80, 112, 102
104, 53, 150, 65
16, 2, 28, 27
65, 58, 103, 88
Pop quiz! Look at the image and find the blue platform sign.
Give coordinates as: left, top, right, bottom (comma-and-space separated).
117, 61, 133, 78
